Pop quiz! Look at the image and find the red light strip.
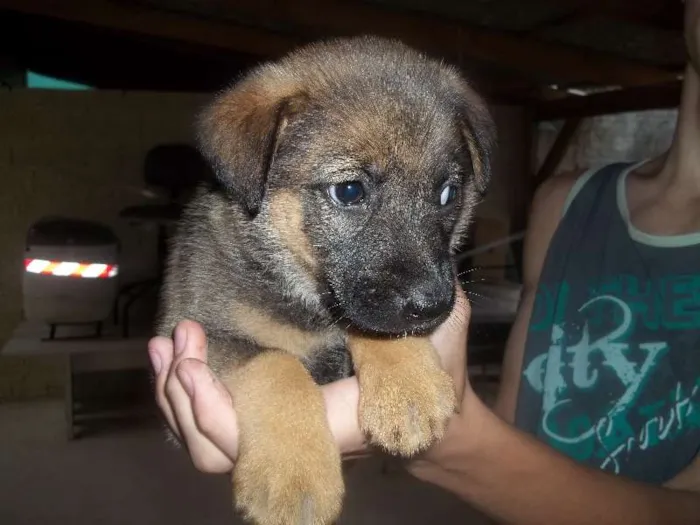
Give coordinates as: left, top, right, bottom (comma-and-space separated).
24, 258, 118, 279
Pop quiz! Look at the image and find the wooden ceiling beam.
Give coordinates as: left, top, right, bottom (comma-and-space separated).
534, 81, 682, 121
0, 0, 682, 90
0, 0, 301, 58
205, 0, 682, 87
532, 0, 684, 31
535, 118, 582, 185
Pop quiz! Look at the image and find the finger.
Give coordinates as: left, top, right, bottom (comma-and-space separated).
149, 335, 181, 438
321, 376, 367, 457
430, 285, 470, 358
165, 322, 232, 473
429, 283, 471, 401
173, 320, 209, 361
178, 358, 239, 463
448, 284, 471, 402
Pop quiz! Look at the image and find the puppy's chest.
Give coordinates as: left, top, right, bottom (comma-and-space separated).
302, 344, 354, 385
229, 301, 351, 383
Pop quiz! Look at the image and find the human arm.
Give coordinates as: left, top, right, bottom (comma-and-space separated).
407, 171, 700, 524
410, 387, 700, 525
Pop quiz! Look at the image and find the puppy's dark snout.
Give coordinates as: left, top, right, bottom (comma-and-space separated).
347, 260, 455, 334
400, 282, 453, 324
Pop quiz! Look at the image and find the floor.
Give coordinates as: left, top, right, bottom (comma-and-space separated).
0, 389, 496, 525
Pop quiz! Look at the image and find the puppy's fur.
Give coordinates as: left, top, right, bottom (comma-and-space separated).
157, 36, 495, 525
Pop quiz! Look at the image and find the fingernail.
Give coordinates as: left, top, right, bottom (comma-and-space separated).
149, 348, 162, 374
177, 367, 194, 397
174, 325, 187, 355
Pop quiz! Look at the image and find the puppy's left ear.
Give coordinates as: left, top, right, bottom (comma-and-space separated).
454, 82, 497, 197
196, 76, 308, 217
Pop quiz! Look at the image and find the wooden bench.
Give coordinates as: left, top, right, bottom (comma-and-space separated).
1, 321, 154, 439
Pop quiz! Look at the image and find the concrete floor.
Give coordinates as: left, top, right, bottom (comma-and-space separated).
0, 396, 493, 525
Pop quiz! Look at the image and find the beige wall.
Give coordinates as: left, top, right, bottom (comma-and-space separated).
0, 89, 209, 401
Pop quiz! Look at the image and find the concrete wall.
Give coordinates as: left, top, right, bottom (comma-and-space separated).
536, 109, 678, 174
0, 89, 209, 401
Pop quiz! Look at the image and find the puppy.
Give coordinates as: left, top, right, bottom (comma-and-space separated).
157, 35, 495, 525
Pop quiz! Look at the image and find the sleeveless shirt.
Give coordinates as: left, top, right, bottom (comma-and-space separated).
514, 160, 700, 484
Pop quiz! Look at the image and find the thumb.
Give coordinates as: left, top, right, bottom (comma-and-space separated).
178, 358, 240, 462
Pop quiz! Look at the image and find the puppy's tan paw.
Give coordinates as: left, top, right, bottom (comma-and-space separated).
226, 352, 344, 525
233, 431, 344, 525
350, 336, 457, 457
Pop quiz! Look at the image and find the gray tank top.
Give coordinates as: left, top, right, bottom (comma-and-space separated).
514, 161, 700, 484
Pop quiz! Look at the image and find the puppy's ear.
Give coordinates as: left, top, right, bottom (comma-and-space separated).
454, 82, 497, 197
196, 78, 308, 217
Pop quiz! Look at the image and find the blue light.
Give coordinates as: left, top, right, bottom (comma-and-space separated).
26, 71, 93, 90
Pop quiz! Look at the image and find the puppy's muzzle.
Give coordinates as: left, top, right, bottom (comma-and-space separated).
342, 261, 455, 335
400, 280, 454, 325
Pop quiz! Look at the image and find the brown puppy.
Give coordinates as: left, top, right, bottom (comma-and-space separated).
157, 35, 495, 525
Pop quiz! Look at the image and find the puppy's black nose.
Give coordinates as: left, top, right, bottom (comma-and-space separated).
400, 285, 452, 324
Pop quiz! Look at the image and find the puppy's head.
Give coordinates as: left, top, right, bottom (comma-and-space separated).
198, 36, 496, 335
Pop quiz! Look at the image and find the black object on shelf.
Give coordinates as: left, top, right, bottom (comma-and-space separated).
114, 144, 211, 337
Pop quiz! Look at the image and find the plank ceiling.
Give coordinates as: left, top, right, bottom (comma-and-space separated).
0, 0, 688, 119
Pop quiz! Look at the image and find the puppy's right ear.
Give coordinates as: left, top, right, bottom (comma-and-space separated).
196, 77, 307, 217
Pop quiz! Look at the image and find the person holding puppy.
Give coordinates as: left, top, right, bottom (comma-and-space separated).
148, 1, 700, 524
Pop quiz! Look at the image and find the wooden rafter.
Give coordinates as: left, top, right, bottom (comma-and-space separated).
538, 0, 683, 30
535, 118, 582, 185
534, 81, 682, 121
0, 0, 301, 58
170, 0, 683, 87
0, 0, 682, 90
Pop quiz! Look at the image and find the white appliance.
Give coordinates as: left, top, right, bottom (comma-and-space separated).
22, 217, 120, 332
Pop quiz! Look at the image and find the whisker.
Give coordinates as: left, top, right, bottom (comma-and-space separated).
329, 316, 344, 328
465, 295, 490, 308
457, 267, 481, 277
460, 277, 487, 284
466, 290, 496, 303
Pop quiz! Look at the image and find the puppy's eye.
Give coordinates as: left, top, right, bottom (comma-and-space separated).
439, 183, 458, 206
328, 181, 365, 206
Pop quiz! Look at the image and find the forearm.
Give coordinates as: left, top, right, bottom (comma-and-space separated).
412, 391, 700, 525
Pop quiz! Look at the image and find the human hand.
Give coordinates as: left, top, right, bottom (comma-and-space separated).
149, 321, 239, 473
148, 321, 367, 473
147, 283, 472, 473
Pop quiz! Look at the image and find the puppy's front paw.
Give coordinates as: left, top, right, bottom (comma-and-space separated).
233, 428, 343, 525
227, 352, 344, 525
351, 337, 457, 457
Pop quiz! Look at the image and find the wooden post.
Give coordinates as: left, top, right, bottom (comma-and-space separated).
535, 118, 582, 187
506, 107, 538, 282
